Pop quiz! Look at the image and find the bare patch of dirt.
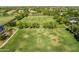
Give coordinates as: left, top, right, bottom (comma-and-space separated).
0, 40, 5, 46
49, 35, 60, 46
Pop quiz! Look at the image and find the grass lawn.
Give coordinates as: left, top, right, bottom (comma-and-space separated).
0, 16, 15, 25
0, 16, 79, 52
21, 16, 56, 24
1, 28, 79, 52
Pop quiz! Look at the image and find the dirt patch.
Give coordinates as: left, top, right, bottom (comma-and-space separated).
49, 35, 60, 46
0, 40, 5, 46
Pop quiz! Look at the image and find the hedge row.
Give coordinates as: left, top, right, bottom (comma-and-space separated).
16, 21, 57, 29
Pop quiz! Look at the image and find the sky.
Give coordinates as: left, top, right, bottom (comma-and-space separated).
0, 0, 79, 6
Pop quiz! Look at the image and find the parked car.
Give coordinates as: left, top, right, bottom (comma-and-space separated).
0, 25, 4, 32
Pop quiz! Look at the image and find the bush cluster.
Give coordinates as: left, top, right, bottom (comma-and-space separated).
43, 21, 56, 29
16, 21, 57, 29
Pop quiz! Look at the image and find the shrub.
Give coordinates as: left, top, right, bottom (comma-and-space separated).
15, 14, 24, 20
0, 33, 8, 40
25, 22, 29, 28
16, 21, 40, 28
30, 22, 40, 28
43, 21, 56, 29
16, 20, 57, 29
16, 21, 23, 29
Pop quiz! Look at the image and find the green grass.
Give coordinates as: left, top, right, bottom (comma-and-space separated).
1, 28, 79, 52
21, 16, 56, 24
0, 16, 15, 25
0, 16, 79, 52
17, 16, 58, 28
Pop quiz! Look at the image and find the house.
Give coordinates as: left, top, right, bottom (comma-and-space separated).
68, 16, 78, 24
69, 20, 77, 24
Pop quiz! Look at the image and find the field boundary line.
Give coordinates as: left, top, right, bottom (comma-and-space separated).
0, 28, 19, 48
